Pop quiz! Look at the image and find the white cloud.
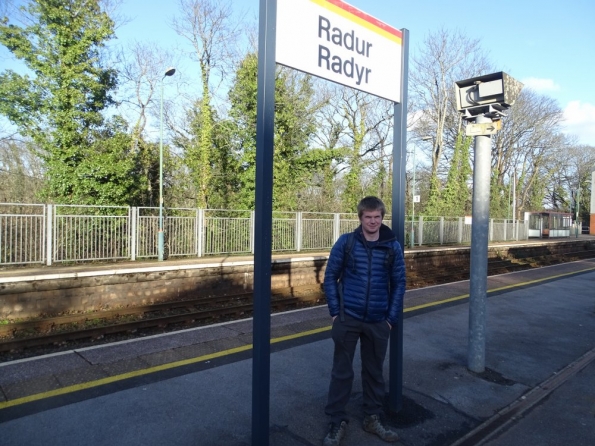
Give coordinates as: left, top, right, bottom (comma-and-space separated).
521, 77, 561, 92
562, 101, 595, 146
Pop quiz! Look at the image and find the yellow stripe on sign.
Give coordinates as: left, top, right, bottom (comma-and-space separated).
310, 0, 402, 44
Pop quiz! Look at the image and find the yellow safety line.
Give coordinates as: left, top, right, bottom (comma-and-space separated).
2, 265, 594, 410
404, 266, 595, 312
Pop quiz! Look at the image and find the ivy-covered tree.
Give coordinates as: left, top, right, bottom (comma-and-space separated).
172, 0, 243, 208
0, 0, 144, 205
225, 52, 321, 210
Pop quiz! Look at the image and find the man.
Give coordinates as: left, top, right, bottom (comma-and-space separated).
322, 196, 406, 446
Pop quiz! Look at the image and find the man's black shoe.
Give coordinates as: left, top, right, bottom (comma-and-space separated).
363, 414, 399, 442
323, 420, 347, 446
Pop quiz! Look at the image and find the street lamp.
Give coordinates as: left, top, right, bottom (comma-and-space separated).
410, 143, 417, 248
158, 67, 176, 261
410, 136, 431, 248
573, 187, 581, 239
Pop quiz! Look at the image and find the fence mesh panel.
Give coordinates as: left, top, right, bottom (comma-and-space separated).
0, 203, 529, 265
53, 205, 130, 262
204, 210, 252, 255
0, 204, 45, 264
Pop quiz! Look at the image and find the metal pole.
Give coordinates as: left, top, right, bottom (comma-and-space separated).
512, 171, 517, 240
410, 144, 415, 248
253, 0, 276, 444
389, 27, 409, 413
158, 76, 165, 261
576, 187, 581, 238
591, 171, 595, 235
507, 175, 511, 221
468, 114, 492, 373
158, 68, 175, 261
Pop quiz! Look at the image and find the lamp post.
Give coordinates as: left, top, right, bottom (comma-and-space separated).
158, 67, 176, 261
411, 136, 432, 248
574, 187, 581, 238
590, 173, 595, 235
410, 143, 416, 248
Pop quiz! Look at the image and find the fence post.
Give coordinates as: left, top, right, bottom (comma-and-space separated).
489, 219, 494, 242
458, 217, 463, 243
251, 210, 256, 254
333, 213, 340, 243
439, 217, 444, 245
418, 216, 424, 246
197, 208, 204, 257
296, 211, 302, 252
46, 204, 53, 266
130, 207, 137, 261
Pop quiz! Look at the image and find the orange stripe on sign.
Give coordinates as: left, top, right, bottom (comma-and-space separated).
310, 0, 402, 44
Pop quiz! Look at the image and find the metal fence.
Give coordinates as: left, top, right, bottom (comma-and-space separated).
0, 203, 527, 266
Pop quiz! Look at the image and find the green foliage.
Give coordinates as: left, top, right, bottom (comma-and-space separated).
422, 173, 443, 216
0, 0, 145, 205
439, 133, 472, 216
184, 96, 216, 208
225, 52, 320, 210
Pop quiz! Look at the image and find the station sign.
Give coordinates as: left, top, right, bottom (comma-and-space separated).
276, 0, 403, 103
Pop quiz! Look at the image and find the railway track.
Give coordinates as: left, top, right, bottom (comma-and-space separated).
1, 247, 594, 357
0, 285, 323, 354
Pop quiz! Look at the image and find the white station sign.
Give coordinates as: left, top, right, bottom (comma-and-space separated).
276, 0, 403, 103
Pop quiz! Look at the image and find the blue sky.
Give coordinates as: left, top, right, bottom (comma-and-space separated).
113, 0, 595, 146
2, 0, 595, 146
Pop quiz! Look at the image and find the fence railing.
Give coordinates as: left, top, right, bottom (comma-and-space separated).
0, 203, 527, 266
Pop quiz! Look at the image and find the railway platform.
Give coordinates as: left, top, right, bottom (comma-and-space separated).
1, 258, 595, 445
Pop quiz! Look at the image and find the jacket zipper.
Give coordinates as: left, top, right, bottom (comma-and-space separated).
363, 242, 372, 320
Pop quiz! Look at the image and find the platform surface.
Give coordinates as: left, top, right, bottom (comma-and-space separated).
1, 259, 595, 445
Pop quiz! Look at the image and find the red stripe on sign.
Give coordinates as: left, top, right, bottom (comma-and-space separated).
323, 0, 402, 39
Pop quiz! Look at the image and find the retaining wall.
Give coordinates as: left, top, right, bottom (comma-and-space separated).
1, 240, 593, 319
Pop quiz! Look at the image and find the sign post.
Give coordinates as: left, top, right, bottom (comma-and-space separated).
254, 1, 408, 443
253, 1, 277, 445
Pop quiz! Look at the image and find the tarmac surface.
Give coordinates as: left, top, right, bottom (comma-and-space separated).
1, 257, 595, 445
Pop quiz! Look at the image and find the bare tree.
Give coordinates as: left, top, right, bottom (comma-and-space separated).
493, 90, 570, 217
118, 42, 178, 143
410, 28, 493, 178
171, 0, 245, 207
0, 138, 45, 202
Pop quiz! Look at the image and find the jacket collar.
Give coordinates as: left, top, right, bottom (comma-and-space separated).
355, 223, 396, 244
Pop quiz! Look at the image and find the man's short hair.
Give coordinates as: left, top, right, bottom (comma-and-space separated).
357, 196, 386, 219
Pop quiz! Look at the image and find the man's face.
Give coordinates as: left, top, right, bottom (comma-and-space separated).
360, 209, 383, 238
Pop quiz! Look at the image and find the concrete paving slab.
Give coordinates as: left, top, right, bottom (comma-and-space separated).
202, 336, 251, 353
55, 366, 110, 388
170, 342, 218, 361
137, 349, 187, 368
78, 325, 238, 364
99, 357, 151, 377
0, 352, 88, 386
3, 375, 61, 400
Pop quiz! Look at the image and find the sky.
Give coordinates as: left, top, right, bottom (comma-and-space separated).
110, 0, 595, 146
2, 0, 595, 146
